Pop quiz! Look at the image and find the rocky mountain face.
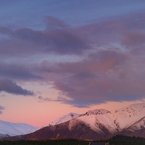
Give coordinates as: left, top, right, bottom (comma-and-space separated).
24, 120, 108, 140
3, 103, 145, 140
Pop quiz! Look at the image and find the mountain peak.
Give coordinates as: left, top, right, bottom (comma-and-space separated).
49, 112, 80, 126
128, 102, 145, 109
84, 109, 111, 116
114, 102, 145, 116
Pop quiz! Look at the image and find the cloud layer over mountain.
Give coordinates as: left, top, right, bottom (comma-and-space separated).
0, 1, 145, 109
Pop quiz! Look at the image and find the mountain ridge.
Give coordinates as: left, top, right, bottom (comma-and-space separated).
49, 103, 145, 132
28, 103, 145, 139
2, 103, 145, 140
0, 120, 38, 137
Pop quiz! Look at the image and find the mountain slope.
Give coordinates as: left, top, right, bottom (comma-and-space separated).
78, 109, 118, 134
49, 112, 80, 126
23, 119, 113, 140
0, 133, 9, 139
127, 116, 145, 132
119, 116, 145, 138
0, 120, 38, 136
113, 103, 145, 131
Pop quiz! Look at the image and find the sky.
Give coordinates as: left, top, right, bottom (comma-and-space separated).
0, 0, 145, 127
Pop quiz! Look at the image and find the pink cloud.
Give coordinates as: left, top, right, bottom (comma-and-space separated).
121, 31, 145, 47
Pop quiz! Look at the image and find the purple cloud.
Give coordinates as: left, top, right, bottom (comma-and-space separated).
46, 16, 69, 30
0, 18, 89, 58
35, 50, 129, 106
38, 95, 89, 108
38, 96, 52, 101
0, 62, 42, 98
14, 27, 89, 55
1, 13, 145, 107
0, 13, 145, 59
0, 26, 12, 34
0, 79, 34, 96
30, 14, 145, 107
0, 63, 42, 81
42, 49, 144, 107
121, 31, 145, 47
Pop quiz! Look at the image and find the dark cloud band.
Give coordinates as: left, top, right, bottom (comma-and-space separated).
0, 79, 34, 96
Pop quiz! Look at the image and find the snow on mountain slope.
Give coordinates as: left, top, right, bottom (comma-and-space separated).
78, 109, 117, 134
0, 120, 38, 136
5, 103, 145, 140
49, 112, 80, 125
126, 116, 145, 132
47, 103, 145, 137
113, 103, 145, 131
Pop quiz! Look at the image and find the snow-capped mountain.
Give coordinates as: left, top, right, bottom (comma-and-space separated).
78, 109, 118, 134
113, 103, 145, 131
4, 103, 145, 140
49, 103, 145, 129
49, 112, 80, 125
0, 120, 38, 136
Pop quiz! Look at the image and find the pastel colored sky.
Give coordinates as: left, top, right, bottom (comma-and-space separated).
0, 0, 145, 127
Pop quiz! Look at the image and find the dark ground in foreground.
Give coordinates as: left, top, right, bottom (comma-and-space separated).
0, 135, 145, 145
